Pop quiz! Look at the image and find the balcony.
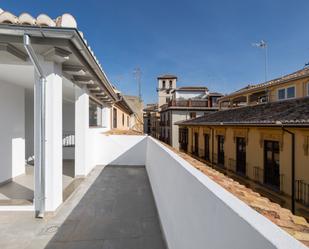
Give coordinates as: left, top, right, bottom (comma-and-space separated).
161, 99, 212, 111
0, 134, 307, 248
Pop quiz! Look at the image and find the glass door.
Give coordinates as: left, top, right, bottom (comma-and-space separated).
264, 140, 280, 190
236, 137, 246, 175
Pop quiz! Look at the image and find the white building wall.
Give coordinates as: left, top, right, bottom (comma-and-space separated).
102, 105, 111, 130
25, 89, 34, 162
171, 110, 205, 149
145, 137, 307, 249
89, 133, 146, 169
0, 81, 25, 183
62, 100, 75, 160
63, 100, 75, 134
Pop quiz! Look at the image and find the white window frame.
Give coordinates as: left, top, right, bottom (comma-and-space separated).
277, 85, 296, 100
286, 85, 296, 99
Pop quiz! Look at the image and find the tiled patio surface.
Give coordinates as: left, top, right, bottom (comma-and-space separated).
0, 165, 166, 249
0, 160, 75, 204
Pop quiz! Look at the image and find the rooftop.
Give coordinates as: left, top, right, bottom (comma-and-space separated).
0, 9, 119, 103
157, 74, 178, 80
162, 142, 309, 247
175, 86, 209, 91
220, 67, 309, 101
177, 96, 309, 126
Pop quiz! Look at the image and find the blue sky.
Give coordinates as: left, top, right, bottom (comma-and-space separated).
2, 0, 309, 103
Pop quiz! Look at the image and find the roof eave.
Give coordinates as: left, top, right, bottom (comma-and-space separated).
0, 24, 118, 102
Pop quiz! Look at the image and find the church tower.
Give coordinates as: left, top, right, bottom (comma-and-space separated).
157, 74, 177, 109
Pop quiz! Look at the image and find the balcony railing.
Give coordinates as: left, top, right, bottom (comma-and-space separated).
63, 133, 75, 147
161, 99, 213, 111
227, 158, 247, 177
191, 145, 199, 156
296, 180, 309, 206
253, 166, 284, 192
213, 153, 226, 169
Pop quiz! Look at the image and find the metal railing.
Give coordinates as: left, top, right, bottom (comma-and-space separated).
191, 146, 199, 156
63, 133, 75, 147
228, 158, 247, 176
196, 148, 211, 163
296, 180, 309, 206
253, 166, 284, 192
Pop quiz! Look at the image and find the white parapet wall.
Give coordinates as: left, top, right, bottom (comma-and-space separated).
88, 132, 147, 172
145, 137, 307, 249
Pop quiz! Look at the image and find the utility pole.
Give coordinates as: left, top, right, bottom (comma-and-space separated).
133, 67, 142, 101
252, 40, 268, 82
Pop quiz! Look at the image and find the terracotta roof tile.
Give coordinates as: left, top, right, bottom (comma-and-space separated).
0, 9, 76, 28
103, 129, 143, 135
177, 96, 309, 126
221, 67, 309, 100
160, 141, 309, 247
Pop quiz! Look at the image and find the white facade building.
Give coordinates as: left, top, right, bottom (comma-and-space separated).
0, 12, 117, 216
159, 86, 223, 149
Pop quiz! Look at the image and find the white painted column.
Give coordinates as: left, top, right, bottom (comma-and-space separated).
75, 86, 89, 176
34, 60, 63, 212
102, 105, 111, 130
45, 61, 63, 211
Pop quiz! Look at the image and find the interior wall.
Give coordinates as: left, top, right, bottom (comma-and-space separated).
63, 100, 75, 134
25, 89, 34, 162
0, 81, 25, 183
63, 98, 75, 160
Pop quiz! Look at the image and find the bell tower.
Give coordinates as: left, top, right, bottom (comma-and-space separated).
157, 74, 177, 109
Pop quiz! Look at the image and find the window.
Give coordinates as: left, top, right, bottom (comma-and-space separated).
179, 127, 188, 152
113, 108, 117, 128
278, 89, 285, 100
307, 82, 309, 96
190, 112, 196, 119
193, 132, 199, 155
278, 86, 295, 100
236, 137, 246, 175
166, 97, 170, 103
287, 86, 295, 99
162, 80, 166, 89
217, 135, 225, 166
169, 80, 173, 88
127, 116, 129, 127
89, 100, 102, 127
264, 140, 280, 190
122, 113, 125, 126
204, 134, 210, 161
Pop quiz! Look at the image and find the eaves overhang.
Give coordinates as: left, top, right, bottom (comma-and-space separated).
0, 24, 118, 103
176, 121, 309, 128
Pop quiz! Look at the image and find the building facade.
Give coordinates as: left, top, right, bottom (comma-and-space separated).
124, 95, 144, 132
177, 97, 309, 217
160, 87, 223, 148
218, 67, 309, 109
143, 103, 159, 137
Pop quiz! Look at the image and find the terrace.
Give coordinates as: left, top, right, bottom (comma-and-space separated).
1, 134, 308, 249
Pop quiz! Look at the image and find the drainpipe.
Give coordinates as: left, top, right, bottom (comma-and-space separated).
281, 126, 295, 214
23, 34, 46, 218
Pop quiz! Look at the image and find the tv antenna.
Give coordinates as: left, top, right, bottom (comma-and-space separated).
133, 67, 142, 101
252, 40, 268, 82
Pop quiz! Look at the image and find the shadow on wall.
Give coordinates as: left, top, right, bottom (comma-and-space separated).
108, 136, 147, 166
92, 135, 148, 167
